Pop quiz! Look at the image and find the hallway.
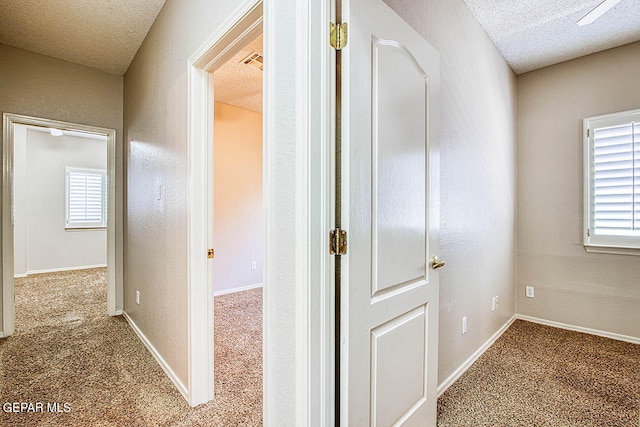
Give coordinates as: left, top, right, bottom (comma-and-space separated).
0, 269, 262, 426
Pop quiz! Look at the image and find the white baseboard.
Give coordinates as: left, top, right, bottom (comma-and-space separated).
214, 282, 263, 297
13, 273, 27, 278
122, 311, 189, 402
437, 315, 516, 397
515, 314, 640, 345
24, 264, 107, 276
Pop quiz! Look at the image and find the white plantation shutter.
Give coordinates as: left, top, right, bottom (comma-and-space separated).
585, 109, 640, 252
65, 168, 107, 228
592, 123, 640, 234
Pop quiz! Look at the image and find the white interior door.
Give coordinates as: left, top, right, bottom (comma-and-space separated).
341, 0, 441, 425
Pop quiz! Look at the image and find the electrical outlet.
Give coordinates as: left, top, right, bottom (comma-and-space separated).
251, 261, 257, 270
491, 297, 496, 312
525, 286, 535, 298
462, 316, 467, 334
136, 290, 140, 305
495, 296, 499, 309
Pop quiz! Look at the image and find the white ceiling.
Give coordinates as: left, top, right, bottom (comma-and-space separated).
1, 0, 637, 78
0, 0, 166, 75
463, 0, 640, 74
214, 35, 263, 114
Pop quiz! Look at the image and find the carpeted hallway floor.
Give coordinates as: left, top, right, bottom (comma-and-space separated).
0, 268, 262, 426
2, 269, 638, 426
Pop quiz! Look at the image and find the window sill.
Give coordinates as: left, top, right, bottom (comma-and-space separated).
65, 227, 107, 231
584, 245, 640, 256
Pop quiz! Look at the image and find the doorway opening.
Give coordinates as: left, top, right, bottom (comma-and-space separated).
211, 33, 264, 418
212, 34, 263, 299
1, 114, 118, 338
186, 0, 263, 407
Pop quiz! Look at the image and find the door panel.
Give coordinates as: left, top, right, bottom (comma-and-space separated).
342, 0, 440, 425
371, 305, 428, 426
372, 38, 427, 299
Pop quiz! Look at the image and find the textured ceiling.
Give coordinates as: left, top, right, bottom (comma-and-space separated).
463, 0, 640, 74
0, 0, 166, 74
214, 35, 263, 114
4, 0, 636, 82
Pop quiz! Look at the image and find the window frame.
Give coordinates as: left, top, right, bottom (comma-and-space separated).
583, 108, 640, 255
65, 166, 107, 230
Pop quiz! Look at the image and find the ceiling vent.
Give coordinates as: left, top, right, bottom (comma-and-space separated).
241, 52, 263, 71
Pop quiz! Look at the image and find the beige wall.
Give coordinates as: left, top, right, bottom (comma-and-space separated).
0, 44, 124, 311
383, 0, 518, 385
213, 102, 263, 294
15, 129, 107, 274
517, 42, 640, 339
123, 0, 260, 387
124, 0, 304, 416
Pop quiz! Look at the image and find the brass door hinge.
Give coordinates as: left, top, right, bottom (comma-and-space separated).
208, 249, 215, 259
330, 228, 347, 255
330, 22, 348, 50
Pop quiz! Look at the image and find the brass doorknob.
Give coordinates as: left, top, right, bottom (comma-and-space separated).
431, 256, 445, 269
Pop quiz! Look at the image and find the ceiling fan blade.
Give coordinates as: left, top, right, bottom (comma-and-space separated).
577, 0, 623, 26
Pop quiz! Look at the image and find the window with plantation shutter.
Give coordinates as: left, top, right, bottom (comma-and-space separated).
584, 109, 640, 254
65, 167, 107, 229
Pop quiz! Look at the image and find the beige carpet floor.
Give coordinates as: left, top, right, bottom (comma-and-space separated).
3, 270, 638, 426
0, 268, 262, 426
437, 319, 640, 426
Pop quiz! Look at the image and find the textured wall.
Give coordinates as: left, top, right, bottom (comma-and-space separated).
14, 128, 107, 274
0, 44, 124, 314
261, 1, 303, 422
213, 102, 263, 294
124, 0, 303, 418
517, 42, 640, 339
383, 0, 518, 386
123, 0, 259, 388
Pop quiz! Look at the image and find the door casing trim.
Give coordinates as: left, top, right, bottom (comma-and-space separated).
186, 0, 333, 422
1, 113, 119, 337
186, 0, 262, 407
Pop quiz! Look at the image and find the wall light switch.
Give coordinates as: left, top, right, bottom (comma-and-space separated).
136, 290, 140, 305
156, 184, 162, 201
462, 316, 467, 334
251, 261, 257, 270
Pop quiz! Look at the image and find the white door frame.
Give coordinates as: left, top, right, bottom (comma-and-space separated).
187, 0, 333, 421
186, 0, 263, 407
1, 113, 119, 338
